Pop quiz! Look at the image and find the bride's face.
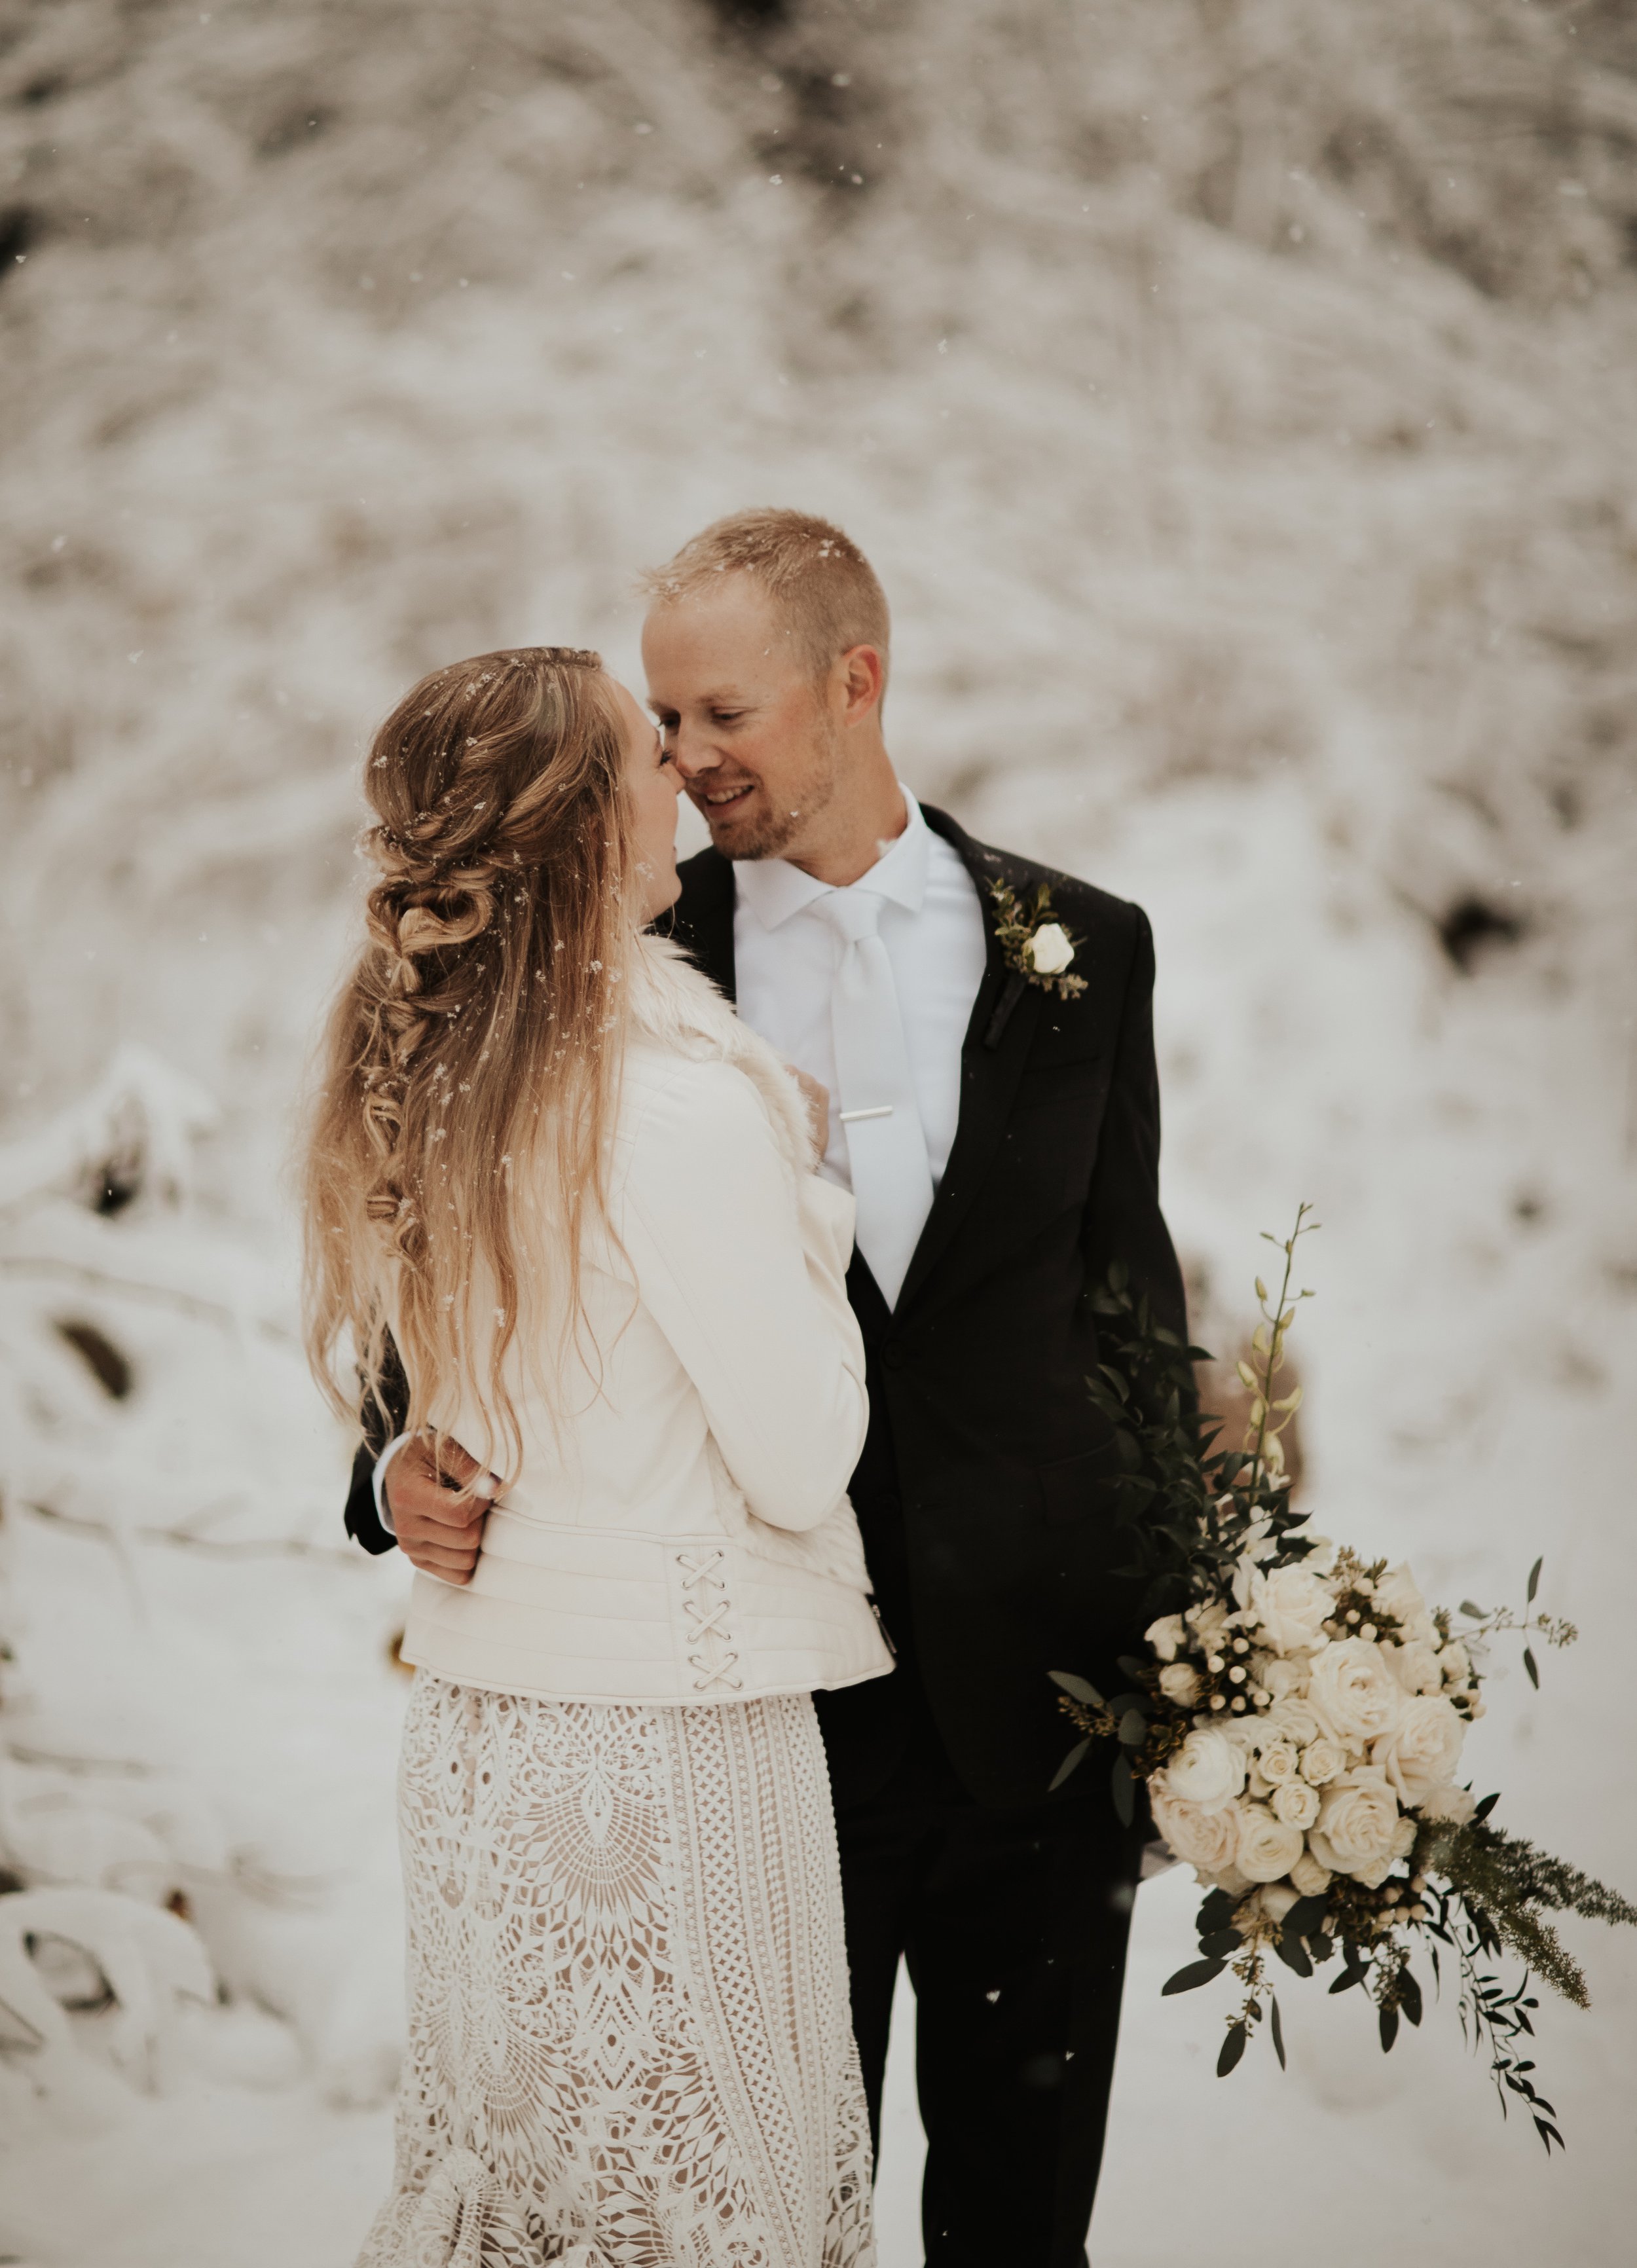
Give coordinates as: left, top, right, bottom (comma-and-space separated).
615, 678, 683, 923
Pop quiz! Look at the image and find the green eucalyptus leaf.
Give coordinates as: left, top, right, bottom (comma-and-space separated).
1111, 1751, 1135, 1825
1270, 1996, 1287, 2071
1379, 2005, 1399, 2054
1162, 1956, 1228, 1996
1527, 1557, 1542, 1603
1524, 1646, 1539, 1689
1118, 1710, 1148, 1748
1399, 1967, 1424, 2028
1274, 1932, 1313, 1979
1460, 1601, 1486, 1620
1217, 2022, 1248, 2077
1048, 1740, 1090, 1792
1048, 1672, 1104, 1708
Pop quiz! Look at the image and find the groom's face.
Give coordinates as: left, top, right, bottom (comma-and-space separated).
642, 583, 843, 864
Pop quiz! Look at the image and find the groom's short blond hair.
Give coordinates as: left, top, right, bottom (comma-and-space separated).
639, 509, 891, 687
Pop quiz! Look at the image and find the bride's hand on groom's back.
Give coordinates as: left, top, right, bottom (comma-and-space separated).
385, 1435, 497, 1586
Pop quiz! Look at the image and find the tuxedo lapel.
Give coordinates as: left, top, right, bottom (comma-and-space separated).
667, 847, 737, 1002
894, 807, 1041, 1314
672, 817, 1037, 1320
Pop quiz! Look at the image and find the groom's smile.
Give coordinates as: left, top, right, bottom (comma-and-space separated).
641, 577, 896, 879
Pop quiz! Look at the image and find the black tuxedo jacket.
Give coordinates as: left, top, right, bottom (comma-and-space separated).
342, 804, 1186, 1808
665, 806, 1187, 1808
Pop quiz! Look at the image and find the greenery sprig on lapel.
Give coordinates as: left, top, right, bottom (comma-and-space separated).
987, 879, 1088, 1002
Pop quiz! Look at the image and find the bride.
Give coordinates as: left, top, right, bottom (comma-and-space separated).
302, 645, 890, 2266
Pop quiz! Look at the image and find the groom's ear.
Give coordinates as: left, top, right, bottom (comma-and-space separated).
836, 644, 887, 727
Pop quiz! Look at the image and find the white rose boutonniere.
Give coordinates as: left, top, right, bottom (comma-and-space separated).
1026, 921, 1075, 976
987, 879, 1088, 1003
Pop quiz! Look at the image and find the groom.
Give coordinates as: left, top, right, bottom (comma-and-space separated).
348, 512, 1187, 2266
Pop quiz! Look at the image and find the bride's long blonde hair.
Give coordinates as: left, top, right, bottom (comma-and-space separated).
302, 645, 632, 1479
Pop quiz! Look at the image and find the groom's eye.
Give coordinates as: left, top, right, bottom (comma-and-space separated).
710, 709, 744, 726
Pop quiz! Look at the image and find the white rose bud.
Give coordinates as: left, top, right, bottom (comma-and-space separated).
1258, 1881, 1300, 1924
1026, 921, 1075, 976
1300, 1737, 1345, 1786
1440, 1641, 1471, 1683
1235, 1804, 1307, 1885
1158, 1662, 1202, 1705
1272, 1780, 1320, 1830
1257, 1740, 1299, 1786
1289, 1847, 1332, 1897
1146, 1614, 1187, 1663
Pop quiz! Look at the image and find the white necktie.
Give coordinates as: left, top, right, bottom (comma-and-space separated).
818, 890, 935, 1308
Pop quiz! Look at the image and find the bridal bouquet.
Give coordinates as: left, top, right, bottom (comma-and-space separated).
1052, 1209, 1636, 2150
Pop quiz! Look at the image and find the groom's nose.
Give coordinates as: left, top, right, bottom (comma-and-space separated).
669, 724, 720, 783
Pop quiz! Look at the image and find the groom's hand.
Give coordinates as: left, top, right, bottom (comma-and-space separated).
386, 1434, 497, 1586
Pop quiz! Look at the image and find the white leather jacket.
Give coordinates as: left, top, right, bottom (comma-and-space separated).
398, 938, 893, 1707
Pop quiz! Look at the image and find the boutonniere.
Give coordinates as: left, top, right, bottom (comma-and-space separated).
988, 880, 1087, 1002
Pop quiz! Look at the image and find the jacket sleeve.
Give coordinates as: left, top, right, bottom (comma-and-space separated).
342, 1330, 407, 1556
619, 1059, 869, 1533
1081, 905, 1190, 1348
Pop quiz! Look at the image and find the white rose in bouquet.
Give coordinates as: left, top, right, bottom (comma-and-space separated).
1372, 1693, 1467, 1808
1440, 1640, 1471, 1683
1308, 1637, 1405, 1744
1158, 1662, 1202, 1705
1289, 1846, 1332, 1897
1236, 1806, 1307, 1884
1164, 1729, 1245, 1810
1245, 1564, 1334, 1655
1262, 1658, 1302, 1700
1257, 1741, 1299, 1786
1386, 1639, 1444, 1696
1148, 1784, 1240, 1876
1264, 1698, 1322, 1749
1300, 1737, 1345, 1786
1373, 1563, 1437, 1646
1314, 1766, 1404, 1878
1146, 1613, 1187, 1662
1272, 1780, 1320, 1830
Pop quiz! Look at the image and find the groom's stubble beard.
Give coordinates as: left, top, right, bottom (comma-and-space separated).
699, 690, 845, 864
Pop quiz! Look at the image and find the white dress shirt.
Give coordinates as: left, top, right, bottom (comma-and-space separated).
732, 789, 989, 1196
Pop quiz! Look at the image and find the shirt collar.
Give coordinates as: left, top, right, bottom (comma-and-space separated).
733, 786, 932, 931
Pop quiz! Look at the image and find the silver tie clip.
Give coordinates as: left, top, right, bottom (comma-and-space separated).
839, 1106, 894, 1123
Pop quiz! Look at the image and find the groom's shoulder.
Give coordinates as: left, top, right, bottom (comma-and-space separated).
924, 805, 1150, 960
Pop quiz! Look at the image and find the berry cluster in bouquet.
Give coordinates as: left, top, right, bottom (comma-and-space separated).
1052, 1207, 1636, 2149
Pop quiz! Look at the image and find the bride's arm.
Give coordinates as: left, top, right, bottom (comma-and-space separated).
619, 1058, 868, 1534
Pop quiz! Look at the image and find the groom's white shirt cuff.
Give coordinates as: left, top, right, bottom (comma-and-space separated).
372, 1432, 414, 1535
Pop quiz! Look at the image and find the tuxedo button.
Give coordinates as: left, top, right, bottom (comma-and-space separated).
882, 1343, 907, 1371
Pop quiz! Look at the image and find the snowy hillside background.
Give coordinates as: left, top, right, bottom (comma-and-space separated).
2, 1, 1636, 2261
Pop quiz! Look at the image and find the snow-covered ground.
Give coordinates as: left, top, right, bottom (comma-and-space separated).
3, 3, 1636, 2260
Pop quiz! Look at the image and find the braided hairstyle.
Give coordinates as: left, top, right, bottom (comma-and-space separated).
303, 646, 631, 1480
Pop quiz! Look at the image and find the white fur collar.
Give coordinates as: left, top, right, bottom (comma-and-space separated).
625, 934, 813, 1177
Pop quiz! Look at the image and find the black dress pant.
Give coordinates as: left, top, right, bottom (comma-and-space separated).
823, 1679, 1141, 2268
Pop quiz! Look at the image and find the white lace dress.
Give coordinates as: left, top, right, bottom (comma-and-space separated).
356, 1672, 876, 2268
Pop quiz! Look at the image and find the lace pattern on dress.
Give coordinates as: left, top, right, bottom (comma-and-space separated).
356, 1673, 874, 2268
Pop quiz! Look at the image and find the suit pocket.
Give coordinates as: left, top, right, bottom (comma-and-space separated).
1038, 1444, 1111, 1529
